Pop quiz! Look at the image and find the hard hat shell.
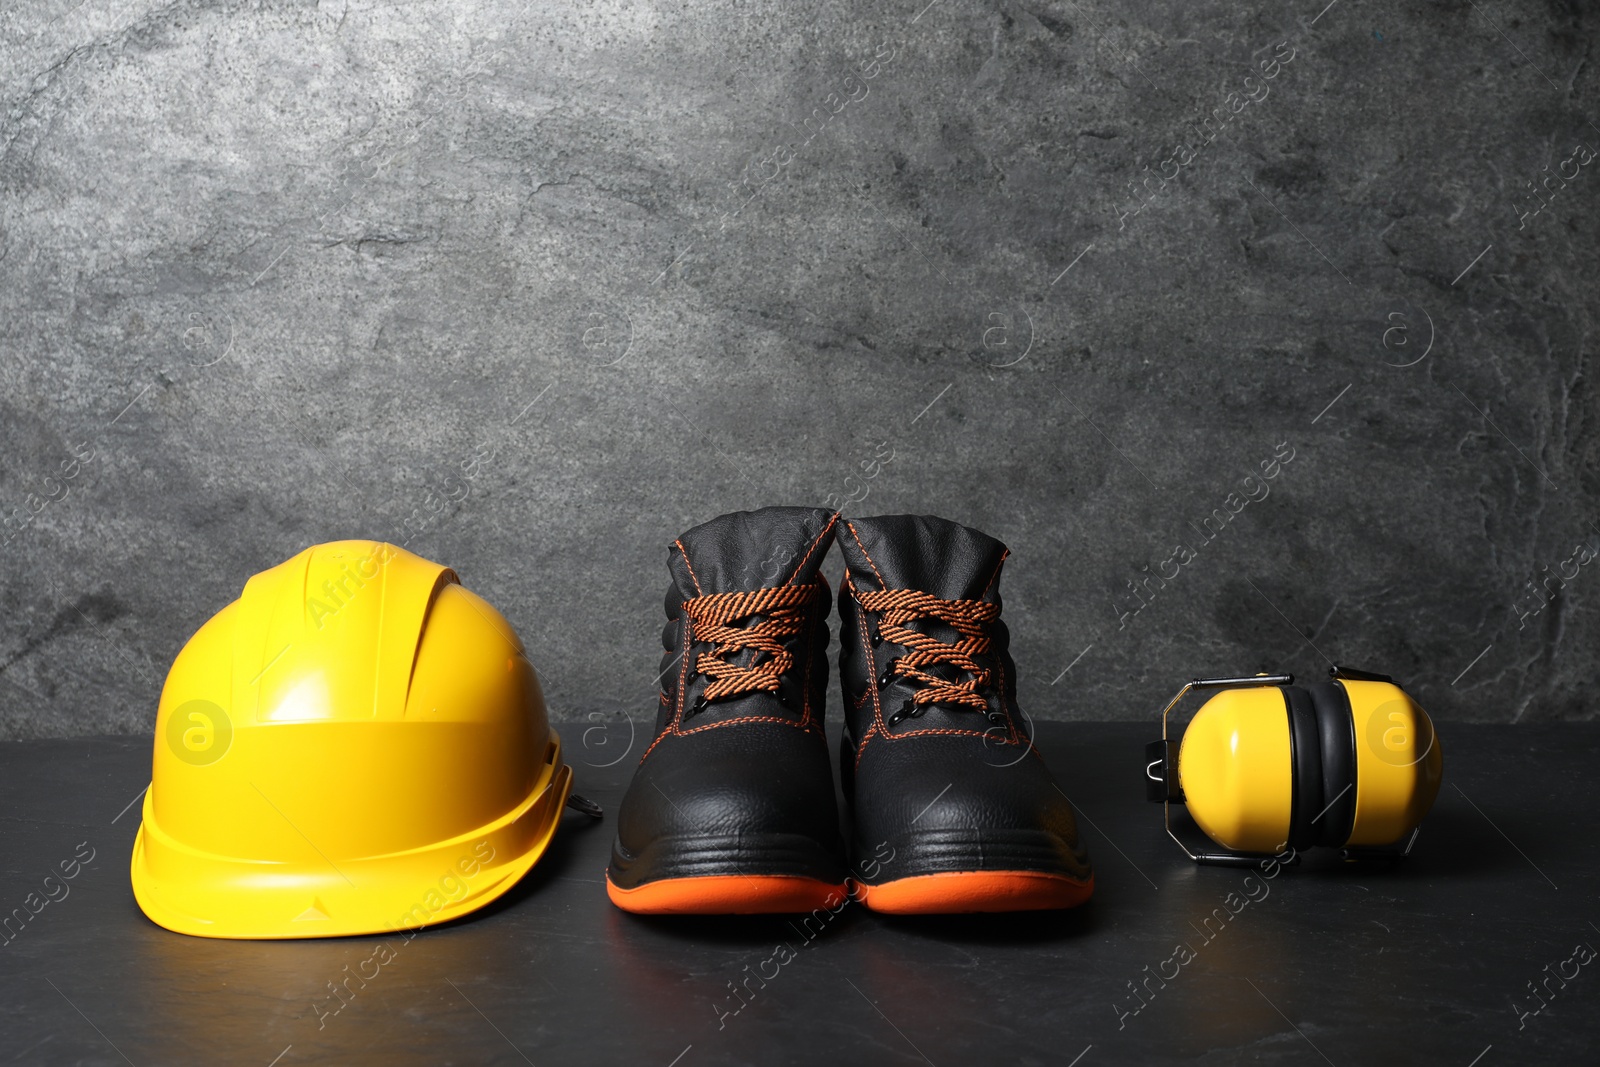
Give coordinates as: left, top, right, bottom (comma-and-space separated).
130, 540, 570, 939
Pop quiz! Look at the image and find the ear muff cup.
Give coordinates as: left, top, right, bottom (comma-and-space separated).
1282, 685, 1323, 852
1307, 679, 1357, 847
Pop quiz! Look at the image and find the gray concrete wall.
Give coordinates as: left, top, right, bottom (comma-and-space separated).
2, 0, 1596, 739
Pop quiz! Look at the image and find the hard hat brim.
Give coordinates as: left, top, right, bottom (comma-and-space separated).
130, 735, 572, 940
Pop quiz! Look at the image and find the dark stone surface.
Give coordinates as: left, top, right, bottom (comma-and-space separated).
1, 722, 1597, 1065
2, 1, 1597, 737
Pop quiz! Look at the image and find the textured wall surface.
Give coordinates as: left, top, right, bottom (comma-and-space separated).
1, 0, 1596, 739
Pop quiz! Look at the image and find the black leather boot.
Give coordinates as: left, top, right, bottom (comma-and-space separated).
607, 506, 849, 914
836, 514, 1094, 913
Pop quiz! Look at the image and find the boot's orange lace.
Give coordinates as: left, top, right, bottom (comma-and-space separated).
682, 583, 823, 708
855, 589, 1000, 722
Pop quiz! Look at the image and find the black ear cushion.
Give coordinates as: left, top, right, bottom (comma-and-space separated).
1307, 679, 1357, 847
1282, 685, 1323, 852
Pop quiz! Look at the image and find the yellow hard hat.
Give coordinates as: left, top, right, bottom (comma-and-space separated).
130, 540, 572, 939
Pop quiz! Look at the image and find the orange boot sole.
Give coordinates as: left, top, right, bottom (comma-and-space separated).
855, 870, 1094, 914
606, 873, 851, 915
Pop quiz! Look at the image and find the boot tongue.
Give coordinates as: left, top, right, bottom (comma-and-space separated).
836, 515, 1008, 601
671, 506, 839, 594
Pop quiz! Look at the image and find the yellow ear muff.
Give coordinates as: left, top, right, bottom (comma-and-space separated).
1147, 666, 1443, 866
1178, 685, 1293, 854
1342, 678, 1443, 847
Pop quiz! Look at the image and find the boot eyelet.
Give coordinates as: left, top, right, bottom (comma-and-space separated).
877, 658, 899, 687
870, 627, 884, 647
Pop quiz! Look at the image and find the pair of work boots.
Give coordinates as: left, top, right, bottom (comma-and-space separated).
606, 507, 1094, 915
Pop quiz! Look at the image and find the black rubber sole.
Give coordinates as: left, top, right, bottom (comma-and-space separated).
852, 827, 1092, 887
608, 832, 848, 891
